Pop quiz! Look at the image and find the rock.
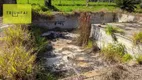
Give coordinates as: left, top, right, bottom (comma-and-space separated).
42, 31, 65, 39
46, 42, 53, 51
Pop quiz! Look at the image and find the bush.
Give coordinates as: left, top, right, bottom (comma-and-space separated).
115, 0, 137, 12
102, 43, 130, 63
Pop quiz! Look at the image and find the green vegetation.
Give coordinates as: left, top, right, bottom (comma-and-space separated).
135, 54, 142, 64
132, 32, 142, 45
101, 43, 132, 63
0, 26, 35, 79
17, 0, 45, 5
53, 1, 117, 12
115, 0, 137, 12
122, 54, 133, 62
0, 25, 54, 80
15, 0, 142, 13
86, 39, 93, 49
105, 25, 124, 41
105, 25, 124, 35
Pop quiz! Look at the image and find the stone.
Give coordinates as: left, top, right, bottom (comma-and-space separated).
42, 31, 65, 39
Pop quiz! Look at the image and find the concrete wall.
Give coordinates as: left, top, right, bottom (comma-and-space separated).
91, 24, 142, 56
117, 13, 142, 23
32, 12, 116, 29
32, 12, 142, 29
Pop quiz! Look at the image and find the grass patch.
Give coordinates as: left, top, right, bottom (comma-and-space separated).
53, 5, 117, 12
132, 32, 142, 45
101, 43, 132, 63
105, 25, 124, 35
135, 54, 142, 64
86, 39, 93, 49
105, 25, 124, 41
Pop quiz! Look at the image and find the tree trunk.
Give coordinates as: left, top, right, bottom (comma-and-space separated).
45, 0, 52, 7
86, 0, 89, 6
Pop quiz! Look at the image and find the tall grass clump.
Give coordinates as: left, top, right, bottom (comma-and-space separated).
29, 26, 48, 58
77, 12, 91, 47
0, 25, 36, 80
3, 26, 31, 46
101, 43, 132, 63
0, 45, 36, 80
0, 25, 52, 80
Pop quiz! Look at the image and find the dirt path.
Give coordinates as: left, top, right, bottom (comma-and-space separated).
42, 32, 110, 78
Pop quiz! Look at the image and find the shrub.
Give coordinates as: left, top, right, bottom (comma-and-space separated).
115, 0, 137, 12
132, 32, 142, 45
101, 43, 127, 63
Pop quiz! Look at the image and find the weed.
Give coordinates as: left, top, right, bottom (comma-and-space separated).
0, 26, 36, 80
86, 39, 93, 49
2, 25, 31, 47
105, 25, 124, 41
122, 54, 133, 62
0, 25, 51, 80
101, 43, 128, 63
105, 25, 124, 35
132, 32, 142, 45
29, 26, 48, 53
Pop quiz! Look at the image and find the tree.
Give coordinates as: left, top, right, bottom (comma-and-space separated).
115, 0, 137, 12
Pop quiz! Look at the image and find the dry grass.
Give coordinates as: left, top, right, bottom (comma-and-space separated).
77, 12, 91, 47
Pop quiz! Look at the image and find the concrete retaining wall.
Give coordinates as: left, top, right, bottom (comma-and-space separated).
91, 24, 142, 56
32, 12, 116, 29
32, 12, 142, 29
